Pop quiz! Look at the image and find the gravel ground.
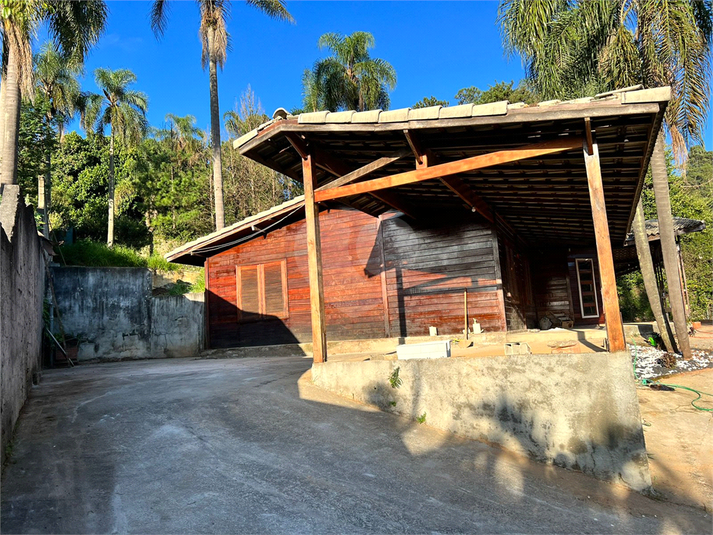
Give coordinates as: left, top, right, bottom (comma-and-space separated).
630, 343, 713, 380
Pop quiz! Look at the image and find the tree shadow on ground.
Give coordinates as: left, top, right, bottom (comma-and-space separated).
0, 355, 708, 534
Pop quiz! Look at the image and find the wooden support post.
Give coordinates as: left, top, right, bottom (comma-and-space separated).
303, 154, 327, 363
583, 138, 626, 352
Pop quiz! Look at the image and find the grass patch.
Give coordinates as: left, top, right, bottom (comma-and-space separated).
147, 254, 183, 272
59, 241, 185, 273
59, 240, 147, 268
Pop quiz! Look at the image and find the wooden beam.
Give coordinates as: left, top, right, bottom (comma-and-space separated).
302, 154, 328, 363
404, 129, 425, 166
315, 137, 583, 203
584, 117, 594, 155
286, 132, 309, 160
439, 176, 494, 223
583, 137, 626, 352
317, 149, 411, 191
286, 133, 351, 180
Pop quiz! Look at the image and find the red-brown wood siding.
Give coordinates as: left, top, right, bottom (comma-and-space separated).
206, 208, 507, 348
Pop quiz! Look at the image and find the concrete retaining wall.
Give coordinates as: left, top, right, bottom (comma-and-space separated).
312, 352, 652, 492
52, 267, 203, 361
1, 186, 45, 465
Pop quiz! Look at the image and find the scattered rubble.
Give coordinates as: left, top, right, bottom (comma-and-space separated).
630, 344, 713, 380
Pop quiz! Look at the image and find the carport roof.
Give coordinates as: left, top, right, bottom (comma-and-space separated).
235, 86, 669, 248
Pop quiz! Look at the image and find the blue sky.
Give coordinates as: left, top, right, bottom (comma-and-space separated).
38, 0, 711, 147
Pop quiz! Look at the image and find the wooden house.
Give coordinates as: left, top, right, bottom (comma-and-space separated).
167, 86, 671, 359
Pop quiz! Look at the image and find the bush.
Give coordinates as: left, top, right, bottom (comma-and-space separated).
58, 241, 185, 273
58, 240, 147, 267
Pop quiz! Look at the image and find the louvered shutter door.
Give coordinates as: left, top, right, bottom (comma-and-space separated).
263, 262, 285, 317
239, 266, 260, 316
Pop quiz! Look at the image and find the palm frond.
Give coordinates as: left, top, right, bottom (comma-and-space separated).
45, 0, 108, 63
199, 0, 229, 69
245, 0, 294, 23
150, 0, 170, 37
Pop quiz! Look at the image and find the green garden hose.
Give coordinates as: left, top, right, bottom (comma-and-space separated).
632, 344, 713, 412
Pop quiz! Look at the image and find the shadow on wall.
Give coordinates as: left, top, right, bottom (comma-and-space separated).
207, 290, 304, 352
363, 213, 504, 337
51, 267, 205, 361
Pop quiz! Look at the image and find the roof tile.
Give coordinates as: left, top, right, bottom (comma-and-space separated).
379, 108, 411, 123
438, 103, 474, 119
408, 106, 441, 121
325, 110, 356, 123
352, 109, 382, 123
472, 101, 509, 116
298, 111, 330, 124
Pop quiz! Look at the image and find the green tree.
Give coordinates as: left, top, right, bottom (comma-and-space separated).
454, 80, 537, 105
17, 99, 53, 203
412, 96, 449, 109
222, 86, 300, 223
150, 0, 293, 232
303, 31, 397, 113
80, 68, 148, 247
50, 131, 152, 248
32, 42, 82, 237
224, 85, 269, 137
0, 0, 107, 187
639, 147, 713, 320
498, 0, 712, 356
145, 113, 213, 242
498, 0, 711, 156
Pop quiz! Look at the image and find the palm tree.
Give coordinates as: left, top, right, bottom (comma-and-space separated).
0, 0, 107, 188
150, 0, 293, 231
165, 113, 206, 159
81, 68, 148, 247
498, 0, 712, 358
33, 42, 82, 238
305, 31, 397, 113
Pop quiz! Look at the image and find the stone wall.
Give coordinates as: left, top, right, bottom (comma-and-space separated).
1, 186, 45, 465
312, 352, 652, 492
51, 267, 203, 361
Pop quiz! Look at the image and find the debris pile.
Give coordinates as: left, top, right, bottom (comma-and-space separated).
630, 344, 713, 380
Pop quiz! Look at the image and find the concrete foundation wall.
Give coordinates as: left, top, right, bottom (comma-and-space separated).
1, 186, 45, 465
312, 352, 652, 491
52, 267, 203, 361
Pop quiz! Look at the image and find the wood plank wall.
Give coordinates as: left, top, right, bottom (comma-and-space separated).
206, 208, 508, 348
380, 216, 505, 337
497, 235, 536, 330
207, 208, 385, 348
530, 251, 574, 323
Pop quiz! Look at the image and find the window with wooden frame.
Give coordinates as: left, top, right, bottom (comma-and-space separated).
235, 260, 288, 321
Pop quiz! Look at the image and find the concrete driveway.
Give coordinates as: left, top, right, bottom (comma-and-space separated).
1, 356, 709, 534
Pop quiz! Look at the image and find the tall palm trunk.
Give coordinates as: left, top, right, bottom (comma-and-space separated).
107, 129, 115, 247
0, 77, 6, 172
632, 199, 676, 352
207, 29, 225, 231
39, 112, 53, 239
1, 45, 21, 187
650, 130, 691, 358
